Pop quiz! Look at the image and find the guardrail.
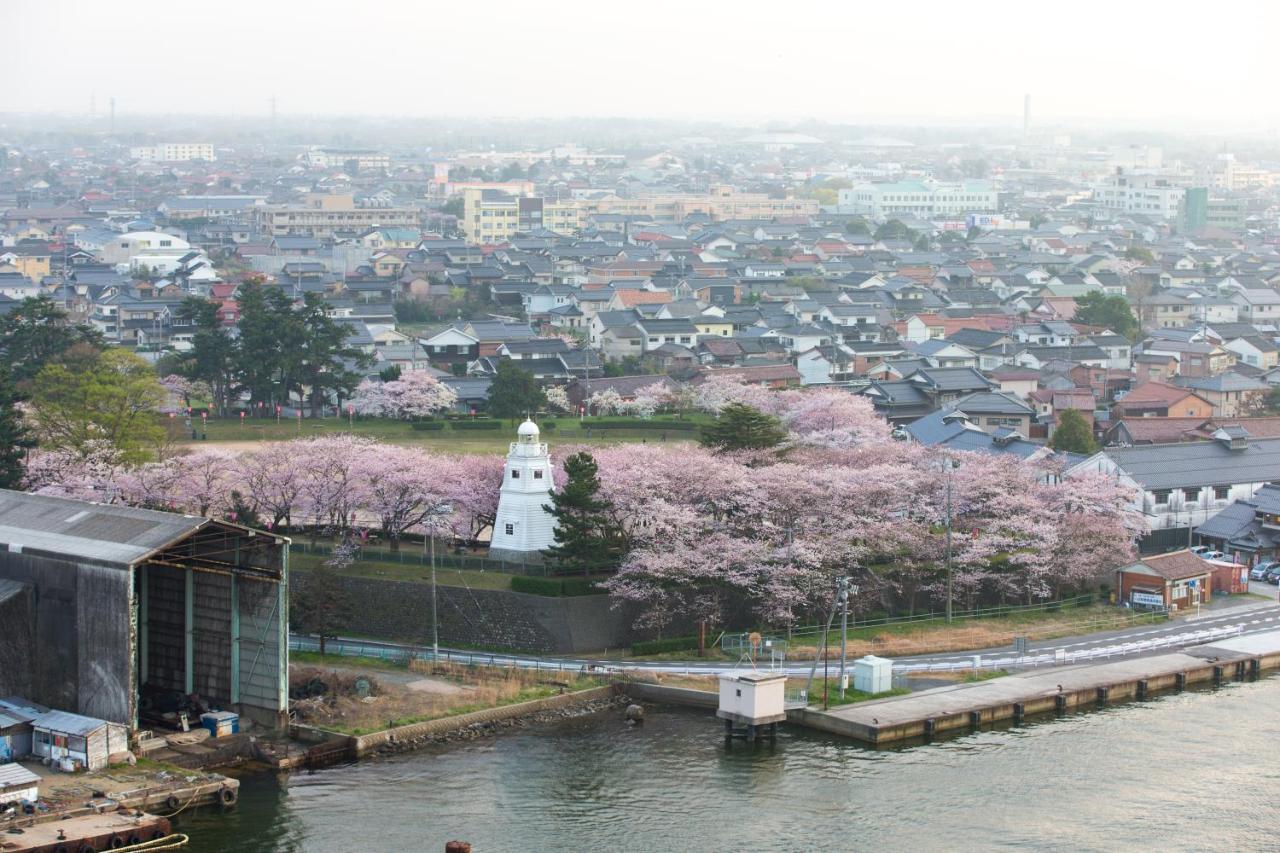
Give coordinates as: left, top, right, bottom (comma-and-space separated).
891, 623, 1247, 674
290, 636, 627, 675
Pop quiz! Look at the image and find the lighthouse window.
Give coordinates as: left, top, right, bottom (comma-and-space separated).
511, 469, 520, 479
534, 470, 543, 479
504, 523, 514, 535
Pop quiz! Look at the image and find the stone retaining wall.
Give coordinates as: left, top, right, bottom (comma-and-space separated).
624, 681, 718, 708
293, 571, 645, 653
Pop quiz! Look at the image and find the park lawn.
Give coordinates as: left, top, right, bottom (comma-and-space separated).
290, 550, 517, 591
187, 415, 700, 453
790, 604, 1168, 659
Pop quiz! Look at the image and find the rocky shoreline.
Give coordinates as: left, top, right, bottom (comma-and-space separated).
371, 692, 632, 756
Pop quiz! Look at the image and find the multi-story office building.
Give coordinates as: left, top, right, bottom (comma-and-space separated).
579, 185, 818, 222
255, 194, 418, 238
1092, 173, 1185, 219
837, 179, 997, 217
462, 189, 582, 243
302, 148, 391, 171
1179, 187, 1248, 232
129, 143, 215, 162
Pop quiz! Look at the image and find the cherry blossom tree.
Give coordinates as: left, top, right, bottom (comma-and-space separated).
444, 454, 504, 543
24, 441, 124, 502
355, 446, 455, 550
776, 388, 891, 448
545, 385, 572, 414
588, 388, 624, 416
692, 374, 781, 415
350, 370, 457, 419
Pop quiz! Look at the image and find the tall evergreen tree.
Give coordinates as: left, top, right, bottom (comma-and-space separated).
699, 402, 788, 452
542, 452, 625, 575
1050, 408, 1098, 455
176, 296, 238, 416
0, 366, 34, 489
0, 296, 104, 382
487, 361, 546, 420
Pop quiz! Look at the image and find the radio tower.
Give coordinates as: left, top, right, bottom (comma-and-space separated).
109, 97, 116, 134
1023, 94, 1031, 137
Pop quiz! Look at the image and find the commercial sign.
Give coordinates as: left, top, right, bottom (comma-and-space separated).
1131, 591, 1164, 607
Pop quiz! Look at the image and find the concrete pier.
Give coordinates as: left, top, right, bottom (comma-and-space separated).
789, 629, 1280, 745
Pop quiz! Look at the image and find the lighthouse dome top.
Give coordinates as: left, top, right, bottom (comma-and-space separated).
517, 418, 540, 440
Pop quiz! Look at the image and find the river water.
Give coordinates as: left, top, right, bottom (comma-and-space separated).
177, 677, 1280, 852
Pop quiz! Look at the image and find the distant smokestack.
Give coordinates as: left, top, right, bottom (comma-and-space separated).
109, 96, 116, 134
1023, 93, 1031, 135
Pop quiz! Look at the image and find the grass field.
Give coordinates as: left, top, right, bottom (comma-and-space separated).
185, 415, 701, 453
789, 604, 1168, 660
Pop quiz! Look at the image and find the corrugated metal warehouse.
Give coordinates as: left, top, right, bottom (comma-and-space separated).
0, 490, 289, 730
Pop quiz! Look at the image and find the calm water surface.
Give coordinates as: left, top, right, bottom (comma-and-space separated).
177, 677, 1280, 852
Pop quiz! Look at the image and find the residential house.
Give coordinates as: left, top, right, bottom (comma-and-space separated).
1184, 373, 1269, 418
1196, 483, 1280, 564
1069, 428, 1280, 549
1113, 381, 1214, 419
1223, 336, 1279, 370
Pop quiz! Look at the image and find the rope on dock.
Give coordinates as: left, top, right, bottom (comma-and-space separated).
113, 833, 191, 851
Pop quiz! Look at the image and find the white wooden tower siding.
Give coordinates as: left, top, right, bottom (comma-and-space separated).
489, 419, 556, 563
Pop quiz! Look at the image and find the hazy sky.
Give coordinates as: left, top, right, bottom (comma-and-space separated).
3, 0, 1276, 127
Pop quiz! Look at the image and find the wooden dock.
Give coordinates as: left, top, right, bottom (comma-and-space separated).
789, 629, 1280, 744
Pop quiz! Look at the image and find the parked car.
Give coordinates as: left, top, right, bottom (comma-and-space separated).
1191, 545, 1212, 556
1250, 561, 1276, 581
1200, 550, 1228, 562
1264, 565, 1280, 585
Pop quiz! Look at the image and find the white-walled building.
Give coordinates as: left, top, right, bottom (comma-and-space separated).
100, 231, 191, 265
129, 143, 215, 162
838, 179, 997, 217
1092, 174, 1184, 219
488, 420, 557, 563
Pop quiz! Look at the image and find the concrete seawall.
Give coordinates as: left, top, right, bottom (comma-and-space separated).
797, 630, 1280, 745
292, 684, 622, 759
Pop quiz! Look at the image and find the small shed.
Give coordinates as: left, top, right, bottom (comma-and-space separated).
0, 762, 39, 805
31, 710, 128, 772
1116, 550, 1213, 611
0, 698, 40, 763
716, 672, 787, 726
853, 655, 893, 694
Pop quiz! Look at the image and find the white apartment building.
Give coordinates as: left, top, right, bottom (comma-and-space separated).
129, 143, 215, 162
838, 179, 998, 217
1092, 174, 1184, 219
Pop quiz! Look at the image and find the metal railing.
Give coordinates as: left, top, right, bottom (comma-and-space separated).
891, 622, 1246, 674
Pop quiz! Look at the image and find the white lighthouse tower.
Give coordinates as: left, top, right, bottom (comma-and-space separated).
488, 419, 556, 563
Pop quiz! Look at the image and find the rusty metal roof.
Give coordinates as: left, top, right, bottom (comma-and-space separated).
0, 490, 206, 568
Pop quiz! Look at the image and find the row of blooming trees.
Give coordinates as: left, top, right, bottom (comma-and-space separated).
22, 376, 1142, 636
26, 436, 502, 549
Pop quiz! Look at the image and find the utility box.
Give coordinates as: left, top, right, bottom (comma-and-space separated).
200, 711, 240, 738
853, 655, 893, 694
716, 672, 788, 726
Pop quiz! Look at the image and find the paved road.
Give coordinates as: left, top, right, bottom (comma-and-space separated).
292, 594, 1280, 677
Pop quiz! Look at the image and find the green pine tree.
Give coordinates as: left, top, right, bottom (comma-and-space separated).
0, 366, 34, 489
1050, 408, 1098, 455
487, 361, 546, 420
542, 452, 625, 575
699, 402, 788, 452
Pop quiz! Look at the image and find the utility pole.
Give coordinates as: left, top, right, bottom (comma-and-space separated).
428, 524, 439, 659
837, 576, 856, 699
944, 454, 954, 624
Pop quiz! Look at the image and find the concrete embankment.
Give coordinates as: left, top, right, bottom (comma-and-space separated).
292, 684, 626, 760
797, 629, 1280, 745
